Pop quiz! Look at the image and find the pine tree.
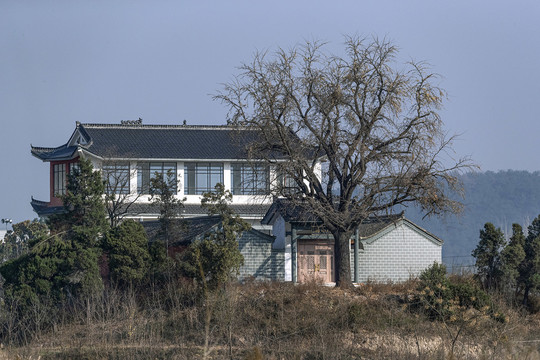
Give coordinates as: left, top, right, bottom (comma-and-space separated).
55, 158, 108, 297
0, 220, 48, 263
183, 183, 249, 289
0, 231, 66, 304
149, 168, 184, 254
520, 215, 540, 306
102, 219, 150, 286
500, 224, 526, 297
472, 222, 505, 290
1, 158, 109, 302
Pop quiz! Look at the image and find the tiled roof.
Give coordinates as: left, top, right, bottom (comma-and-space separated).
356, 215, 404, 238
32, 122, 287, 161
142, 216, 274, 246
31, 145, 78, 161
141, 215, 222, 245
125, 202, 270, 218
261, 198, 320, 224
31, 195, 269, 219
30, 197, 65, 216
261, 198, 406, 238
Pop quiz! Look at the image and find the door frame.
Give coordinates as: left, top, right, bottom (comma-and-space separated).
297, 239, 335, 283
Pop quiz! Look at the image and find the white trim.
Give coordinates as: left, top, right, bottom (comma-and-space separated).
129, 161, 137, 194
284, 224, 292, 282
362, 219, 443, 246
77, 151, 290, 163
67, 127, 82, 147
177, 161, 184, 197
223, 162, 232, 191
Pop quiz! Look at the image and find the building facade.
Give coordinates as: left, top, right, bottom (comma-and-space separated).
262, 199, 443, 284
31, 120, 301, 230
31, 120, 441, 284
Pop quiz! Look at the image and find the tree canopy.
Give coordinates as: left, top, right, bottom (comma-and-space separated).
0, 220, 48, 263
216, 37, 471, 287
102, 219, 150, 286
149, 168, 184, 254
0, 158, 108, 304
182, 184, 249, 289
472, 223, 505, 290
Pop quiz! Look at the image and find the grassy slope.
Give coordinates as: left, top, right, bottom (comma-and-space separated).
3, 280, 540, 360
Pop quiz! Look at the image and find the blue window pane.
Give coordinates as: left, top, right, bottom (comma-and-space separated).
184, 162, 224, 195
231, 163, 269, 195
137, 162, 177, 194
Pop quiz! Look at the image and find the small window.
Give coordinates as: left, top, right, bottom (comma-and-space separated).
53, 164, 66, 196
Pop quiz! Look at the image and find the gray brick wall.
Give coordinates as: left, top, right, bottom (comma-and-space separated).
351, 221, 442, 283
238, 230, 285, 281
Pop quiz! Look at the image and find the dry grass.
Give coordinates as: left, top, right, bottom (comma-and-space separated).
3, 280, 540, 359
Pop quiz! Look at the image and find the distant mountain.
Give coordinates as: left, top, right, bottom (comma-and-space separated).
403, 170, 540, 272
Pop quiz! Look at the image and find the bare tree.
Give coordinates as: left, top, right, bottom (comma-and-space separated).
101, 160, 142, 227
216, 37, 473, 288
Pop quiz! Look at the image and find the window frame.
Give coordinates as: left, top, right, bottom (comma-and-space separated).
53, 163, 66, 196
137, 162, 177, 195
231, 163, 270, 195
102, 162, 130, 195
184, 162, 224, 195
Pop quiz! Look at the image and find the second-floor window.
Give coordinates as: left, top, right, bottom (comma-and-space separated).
103, 162, 130, 195
278, 170, 302, 195
184, 162, 223, 195
137, 162, 177, 194
231, 163, 270, 195
53, 163, 66, 196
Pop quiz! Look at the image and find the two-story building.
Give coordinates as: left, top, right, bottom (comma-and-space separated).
31, 120, 443, 284
31, 120, 280, 228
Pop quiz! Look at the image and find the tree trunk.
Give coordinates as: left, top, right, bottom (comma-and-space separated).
333, 230, 354, 289
523, 285, 530, 306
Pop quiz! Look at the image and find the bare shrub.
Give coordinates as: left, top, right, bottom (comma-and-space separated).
2, 277, 540, 359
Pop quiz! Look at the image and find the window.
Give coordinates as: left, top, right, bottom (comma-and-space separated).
53, 164, 66, 196
137, 162, 177, 194
103, 162, 130, 194
184, 162, 223, 195
231, 163, 269, 195
278, 170, 301, 195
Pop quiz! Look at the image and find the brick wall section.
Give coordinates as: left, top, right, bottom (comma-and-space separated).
238, 230, 285, 281
351, 221, 442, 283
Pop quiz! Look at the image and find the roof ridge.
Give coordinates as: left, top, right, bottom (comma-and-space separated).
31, 144, 70, 152
81, 123, 249, 130
363, 213, 404, 222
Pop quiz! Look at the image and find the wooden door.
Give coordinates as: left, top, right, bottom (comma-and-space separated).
298, 241, 335, 283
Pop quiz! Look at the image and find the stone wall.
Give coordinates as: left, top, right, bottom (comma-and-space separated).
238, 229, 285, 281
351, 221, 442, 283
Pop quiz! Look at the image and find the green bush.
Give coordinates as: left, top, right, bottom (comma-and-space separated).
102, 220, 150, 286
416, 263, 505, 323
416, 262, 454, 320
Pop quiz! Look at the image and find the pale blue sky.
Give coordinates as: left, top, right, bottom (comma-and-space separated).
1, 0, 539, 223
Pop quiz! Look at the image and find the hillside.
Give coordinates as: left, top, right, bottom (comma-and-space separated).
404, 170, 540, 271
3, 280, 540, 359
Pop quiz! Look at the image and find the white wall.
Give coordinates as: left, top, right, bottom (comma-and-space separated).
355, 222, 442, 283
272, 216, 286, 249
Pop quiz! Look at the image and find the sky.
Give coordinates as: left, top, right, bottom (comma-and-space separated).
0, 0, 539, 224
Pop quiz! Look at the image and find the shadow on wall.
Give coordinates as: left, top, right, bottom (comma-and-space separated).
238, 229, 285, 281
